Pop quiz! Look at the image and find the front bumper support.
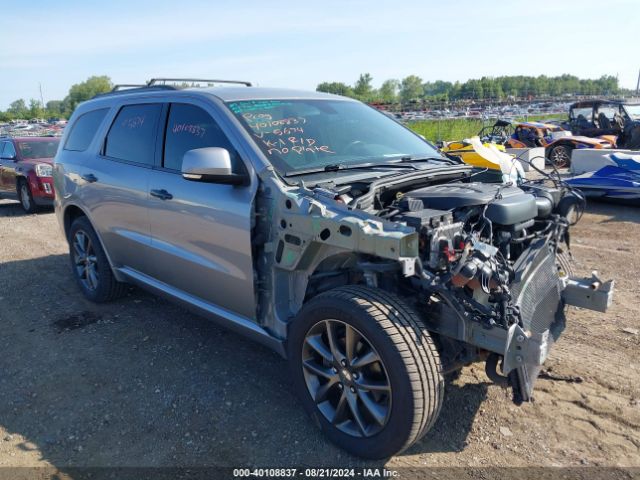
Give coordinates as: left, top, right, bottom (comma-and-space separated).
562, 272, 614, 313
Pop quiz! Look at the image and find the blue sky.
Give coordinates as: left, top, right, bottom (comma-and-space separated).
1, 0, 638, 109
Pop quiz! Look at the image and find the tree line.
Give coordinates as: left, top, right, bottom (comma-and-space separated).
0, 76, 112, 121
0, 73, 627, 121
317, 73, 623, 104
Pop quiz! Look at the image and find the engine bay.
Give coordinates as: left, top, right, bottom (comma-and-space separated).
311, 172, 587, 402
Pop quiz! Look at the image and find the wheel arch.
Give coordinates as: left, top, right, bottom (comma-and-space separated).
275, 248, 363, 321
62, 203, 124, 282
63, 203, 89, 240
15, 173, 28, 190
269, 246, 399, 341
301, 250, 364, 302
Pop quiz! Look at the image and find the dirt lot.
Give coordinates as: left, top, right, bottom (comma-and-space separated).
0, 196, 638, 473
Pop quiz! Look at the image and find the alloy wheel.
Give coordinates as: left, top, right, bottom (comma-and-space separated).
301, 319, 391, 438
551, 147, 570, 168
72, 230, 99, 291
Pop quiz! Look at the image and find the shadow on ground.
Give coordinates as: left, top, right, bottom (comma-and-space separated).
0, 198, 53, 217
0, 253, 487, 473
585, 200, 640, 224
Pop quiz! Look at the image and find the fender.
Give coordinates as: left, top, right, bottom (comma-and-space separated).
61, 202, 126, 283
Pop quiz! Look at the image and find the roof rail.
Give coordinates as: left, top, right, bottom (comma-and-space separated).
112, 84, 147, 91
147, 78, 252, 87
93, 85, 177, 99
91, 77, 252, 100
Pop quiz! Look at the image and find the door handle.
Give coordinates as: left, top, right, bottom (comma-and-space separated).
81, 173, 98, 183
150, 188, 173, 201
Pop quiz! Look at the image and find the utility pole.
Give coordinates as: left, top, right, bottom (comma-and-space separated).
636, 68, 640, 96
39, 83, 45, 109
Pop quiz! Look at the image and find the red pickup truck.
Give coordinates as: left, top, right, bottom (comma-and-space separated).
0, 136, 60, 213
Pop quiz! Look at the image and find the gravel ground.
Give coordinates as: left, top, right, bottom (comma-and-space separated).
0, 196, 638, 473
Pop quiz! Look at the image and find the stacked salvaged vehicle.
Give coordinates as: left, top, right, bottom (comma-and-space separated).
53, 80, 613, 458
476, 119, 614, 168
465, 99, 640, 169
562, 99, 640, 149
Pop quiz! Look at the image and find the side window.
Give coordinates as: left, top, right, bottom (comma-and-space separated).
571, 107, 593, 123
163, 103, 237, 171
105, 104, 162, 165
64, 108, 109, 152
0, 142, 5, 158
3, 142, 16, 159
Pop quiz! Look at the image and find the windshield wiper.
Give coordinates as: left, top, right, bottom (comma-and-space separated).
285, 161, 419, 177
400, 155, 460, 165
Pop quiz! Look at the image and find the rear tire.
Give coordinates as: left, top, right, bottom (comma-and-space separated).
68, 216, 127, 303
17, 178, 38, 214
288, 285, 443, 459
548, 144, 572, 169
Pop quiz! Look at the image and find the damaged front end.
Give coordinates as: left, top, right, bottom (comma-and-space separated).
502, 244, 612, 402
392, 181, 614, 403
256, 166, 613, 405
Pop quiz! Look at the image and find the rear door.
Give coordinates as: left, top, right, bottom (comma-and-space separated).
78, 103, 162, 274
146, 101, 257, 319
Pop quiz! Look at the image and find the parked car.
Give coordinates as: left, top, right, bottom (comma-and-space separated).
438, 137, 509, 170
0, 136, 60, 212
478, 119, 613, 168
53, 79, 612, 459
562, 99, 640, 149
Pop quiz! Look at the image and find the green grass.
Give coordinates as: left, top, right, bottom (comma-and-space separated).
408, 114, 566, 143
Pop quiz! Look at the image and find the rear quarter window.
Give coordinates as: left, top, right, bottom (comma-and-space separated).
64, 108, 109, 152
104, 104, 162, 166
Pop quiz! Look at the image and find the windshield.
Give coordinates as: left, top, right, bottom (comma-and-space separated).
226, 99, 441, 174
625, 105, 640, 120
17, 139, 60, 159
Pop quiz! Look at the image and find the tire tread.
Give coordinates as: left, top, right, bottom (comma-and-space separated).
314, 285, 444, 453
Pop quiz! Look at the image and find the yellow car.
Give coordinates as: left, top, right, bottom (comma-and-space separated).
440, 137, 508, 170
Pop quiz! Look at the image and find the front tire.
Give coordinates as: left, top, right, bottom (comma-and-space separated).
68, 216, 127, 303
288, 286, 443, 459
17, 178, 38, 214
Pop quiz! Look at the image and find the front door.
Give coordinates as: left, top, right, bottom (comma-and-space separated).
146, 102, 257, 320
0, 142, 18, 193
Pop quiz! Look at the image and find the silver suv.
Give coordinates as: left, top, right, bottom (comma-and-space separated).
54, 79, 613, 459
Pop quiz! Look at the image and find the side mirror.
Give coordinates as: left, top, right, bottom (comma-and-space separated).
181, 147, 248, 186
